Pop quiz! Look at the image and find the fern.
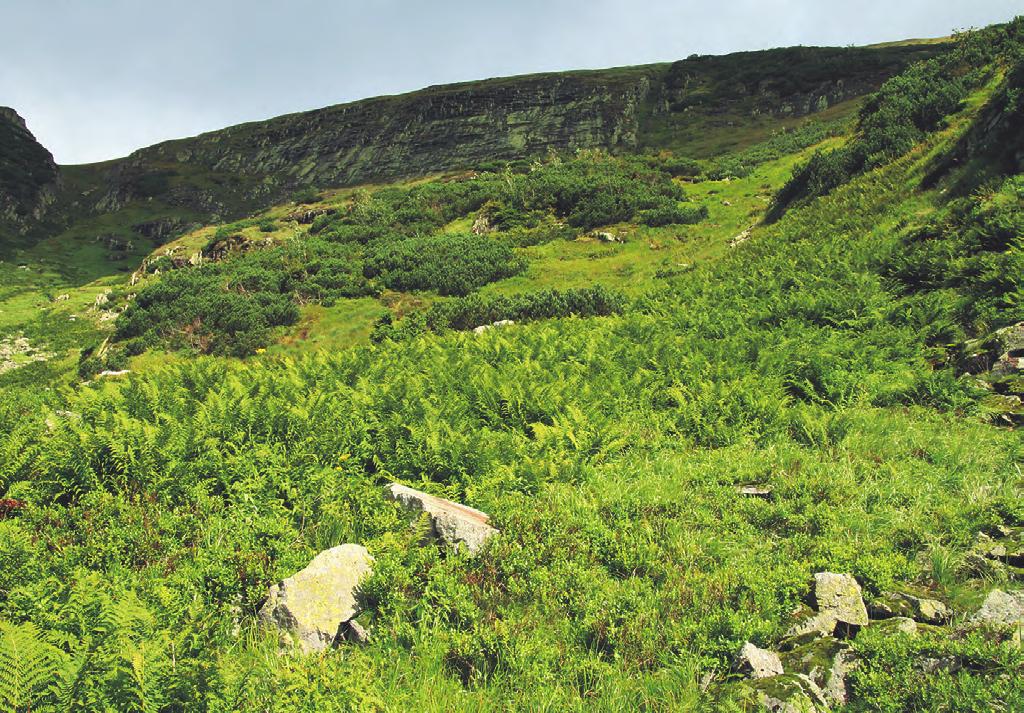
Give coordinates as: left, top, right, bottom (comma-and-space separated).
0, 621, 64, 713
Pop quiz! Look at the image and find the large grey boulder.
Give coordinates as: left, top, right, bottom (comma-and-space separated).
259, 544, 374, 653
968, 589, 1024, 632
788, 573, 869, 637
385, 483, 498, 554
735, 642, 784, 679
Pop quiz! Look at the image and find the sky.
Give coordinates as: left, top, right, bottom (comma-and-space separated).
2, 1, 1020, 165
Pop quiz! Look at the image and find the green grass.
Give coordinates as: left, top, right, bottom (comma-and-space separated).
0, 22, 1023, 711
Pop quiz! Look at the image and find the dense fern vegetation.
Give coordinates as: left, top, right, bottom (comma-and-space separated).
1, 19, 1023, 712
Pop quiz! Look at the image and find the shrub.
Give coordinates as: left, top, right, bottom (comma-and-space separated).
363, 233, 525, 296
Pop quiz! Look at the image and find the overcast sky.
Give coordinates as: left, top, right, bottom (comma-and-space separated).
2, 1, 1020, 165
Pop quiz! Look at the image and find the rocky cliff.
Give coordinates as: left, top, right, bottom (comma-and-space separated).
0, 107, 59, 239
1, 41, 950, 248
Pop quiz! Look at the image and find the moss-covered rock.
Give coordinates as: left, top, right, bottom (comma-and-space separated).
780, 636, 856, 707
258, 544, 374, 653
867, 591, 952, 624
738, 673, 826, 713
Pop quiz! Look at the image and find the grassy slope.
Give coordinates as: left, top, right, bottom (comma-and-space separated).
0, 42, 1022, 711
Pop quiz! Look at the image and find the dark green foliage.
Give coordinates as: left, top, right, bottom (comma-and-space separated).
882, 175, 1024, 336
291, 188, 320, 204
702, 120, 849, 180
372, 286, 625, 341
364, 233, 525, 296
115, 268, 300, 356
635, 202, 707, 227
773, 20, 1024, 216
4, 24, 1024, 711
501, 152, 692, 230
850, 627, 1024, 712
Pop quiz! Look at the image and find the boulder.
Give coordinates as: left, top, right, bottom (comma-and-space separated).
780, 636, 855, 707
973, 529, 1024, 567
735, 642, 784, 679
472, 320, 515, 335
736, 484, 773, 499
258, 544, 374, 653
811, 572, 869, 627
788, 573, 868, 638
868, 592, 951, 624
384, 483, 498, 554
870, 616, 918, 636
743, 674, 825, 713
968, 589, 1024, 631
336, 619, 369, 644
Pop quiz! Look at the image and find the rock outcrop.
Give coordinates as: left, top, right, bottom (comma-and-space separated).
868, 591, 952, 624
259, 544, 374, 653
735, 642, 784, 679
385, 483, 498, 554
0, 107, 59, 239
788, 572, 869, 637
968, 589, 1024, 631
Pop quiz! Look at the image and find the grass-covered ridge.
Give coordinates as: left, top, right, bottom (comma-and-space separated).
0, 18, 1023, 712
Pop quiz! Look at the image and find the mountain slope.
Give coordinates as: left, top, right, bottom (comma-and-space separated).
0, 107, 59, 241
1, 40, 946, 255
0, 20, 1023, 712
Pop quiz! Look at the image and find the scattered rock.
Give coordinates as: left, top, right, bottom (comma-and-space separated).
729, 227, 752, 248
917, 656, 962, 675
735, 642, 784, 679
780, 636, 855, 707
870, 616, 918, 636
811, 573, 869, 627
973, 529, 1024, 568
258, 544, 374, 653
472, 320, 515, 335
54, 294, 69, 302
868, 592, 951, 624
743, 673, 826, 713
97, 370, 131, 378
288, 207, 335, 224
595, 231, 619, 243
788, 573, 868, 638
736, 484, 773, 499
335, 619, 369, 645
0, 334, 53, 375
471, 213, 493, 235
384, 483, 498, 555
968, 589, 1024, 631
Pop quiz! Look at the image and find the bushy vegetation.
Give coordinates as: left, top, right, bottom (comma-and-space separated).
772, 18, 1024, 217
702, 119, 849, 180
883, 174, 1024, 341
2, 20, 1024, 712
114, 152, 703, 358
371, 285, 625, 341
363, 233, 524, 296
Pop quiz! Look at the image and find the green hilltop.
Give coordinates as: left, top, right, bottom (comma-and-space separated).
0, 19, 1023, 712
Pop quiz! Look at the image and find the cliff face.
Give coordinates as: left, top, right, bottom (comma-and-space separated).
2, 40, 950, 247
82, 69, 656, 222
0, 107, 59, 238
142, 73, 652, 183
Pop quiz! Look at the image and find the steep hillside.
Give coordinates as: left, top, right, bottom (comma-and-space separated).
1, 19, 1023, 712
0, 107, 59, 241
1, 41, 945, 256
